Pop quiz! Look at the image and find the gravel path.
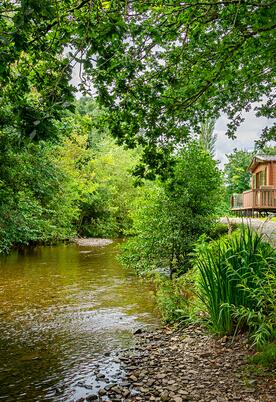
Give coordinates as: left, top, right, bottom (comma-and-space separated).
82, 326, 276, 402
220, 217, 276, 247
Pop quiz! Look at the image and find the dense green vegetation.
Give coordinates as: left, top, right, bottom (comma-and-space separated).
249, 342, 276, 370
1, 1, 275, 176
148, 228, 276, 349
0, 135, 77, 253
121, 142, 222, 275
197, 228, 276, 346
224, 149, 254, 198
0, 99, 139, 253
0, 0, 275, 364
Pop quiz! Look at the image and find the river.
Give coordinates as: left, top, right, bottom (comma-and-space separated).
0, 241, 159, 401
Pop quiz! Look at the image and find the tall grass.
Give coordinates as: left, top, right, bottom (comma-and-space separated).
196, 227, 276, 346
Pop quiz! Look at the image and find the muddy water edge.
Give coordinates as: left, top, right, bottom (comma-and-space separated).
0, 241, 159, 401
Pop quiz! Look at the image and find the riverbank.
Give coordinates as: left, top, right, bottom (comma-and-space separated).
83, 325, 276, 402
74, 238, 113, 247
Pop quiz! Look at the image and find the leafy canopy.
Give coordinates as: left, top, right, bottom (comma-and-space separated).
1, 1, 275, 173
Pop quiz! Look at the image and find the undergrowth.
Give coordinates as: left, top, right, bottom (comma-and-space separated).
249, 342, 276, 370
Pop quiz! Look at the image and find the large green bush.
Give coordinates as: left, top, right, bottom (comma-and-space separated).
0, 135, 79, 253
121, 142, 222, 275
0, 100, 141, 253
196, 227, 276, 346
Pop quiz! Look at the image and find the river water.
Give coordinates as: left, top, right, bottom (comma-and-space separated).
0, 242, 159, 401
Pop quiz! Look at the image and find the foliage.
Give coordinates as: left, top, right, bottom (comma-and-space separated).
69, 98, 141, 237
1, 1, 275, 174
249, 342, 276, 370
196, 227, 276, 346
208, 223, 229, 240
0, 133, 79, 253
0, 98, 140, 252
224, 149, 253, 197
199, 119, 217, 158
121, 142, 222, 275
78, 135, 140, 237
88, 1, 276, 175
155, 269, 200, 324
256, 145, 276, 156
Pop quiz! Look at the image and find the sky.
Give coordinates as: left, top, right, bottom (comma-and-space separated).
215, 112, 275, 167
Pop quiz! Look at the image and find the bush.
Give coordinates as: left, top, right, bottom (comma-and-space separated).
155, 269, 200, 324
208, 222, 239, 240
196, 227, 276, 346
0, 138, 78, 253
121, 142, 222, 276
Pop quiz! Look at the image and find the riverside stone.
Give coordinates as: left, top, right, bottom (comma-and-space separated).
92, 324, 276, 402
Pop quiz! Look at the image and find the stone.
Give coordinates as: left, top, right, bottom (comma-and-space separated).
104, 383, 115, 391
173, 396, 183, 402
112, 386, 122, 394
98, 388, 106, 396
134, 328, 143, 335
86, 395, 98, 401
160, 390, 170, 401
79, 325, 275, 402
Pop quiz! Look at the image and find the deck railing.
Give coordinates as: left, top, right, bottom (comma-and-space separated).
231, 188, 276, 210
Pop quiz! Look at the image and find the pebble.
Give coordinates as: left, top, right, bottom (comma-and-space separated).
83, 324, 276, 402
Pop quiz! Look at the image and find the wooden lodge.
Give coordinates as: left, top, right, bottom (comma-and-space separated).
231, 155, 276, 216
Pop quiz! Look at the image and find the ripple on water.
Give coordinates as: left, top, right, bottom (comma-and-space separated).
0, 242, 159, 401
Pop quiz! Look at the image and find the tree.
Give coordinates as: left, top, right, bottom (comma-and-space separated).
199, 118, 217, 158
82, 0, 276, 175
121, 142, 222, 276
70, 98, 141, 237
0, 97, 140, 253
77, 134, 140, 237
224, 149, 253, 197
256, 145, 276, 155
1, 1, 275, 174
0, 132, 81, 253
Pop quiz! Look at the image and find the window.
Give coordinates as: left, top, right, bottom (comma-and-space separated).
253, 174, 256, 189
255, 168, 267, 188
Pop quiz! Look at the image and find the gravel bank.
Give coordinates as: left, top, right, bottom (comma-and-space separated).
81, 325, 275, 402
75, 238, 113, 247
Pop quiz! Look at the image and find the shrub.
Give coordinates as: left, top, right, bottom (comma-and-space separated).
155, 269, 201, 324
121, 142, 222, 276
196, 227, 276, 346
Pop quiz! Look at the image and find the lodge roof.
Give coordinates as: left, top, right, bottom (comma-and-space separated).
248, 154, 276, 172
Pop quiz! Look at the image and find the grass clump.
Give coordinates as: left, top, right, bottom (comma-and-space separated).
195, 227, 276, 346
250, 342, 276, 370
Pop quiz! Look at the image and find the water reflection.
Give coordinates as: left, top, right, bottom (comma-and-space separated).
0, 242, 158, 401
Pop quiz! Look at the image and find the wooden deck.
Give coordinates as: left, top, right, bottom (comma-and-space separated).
231, 188, 276, 212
